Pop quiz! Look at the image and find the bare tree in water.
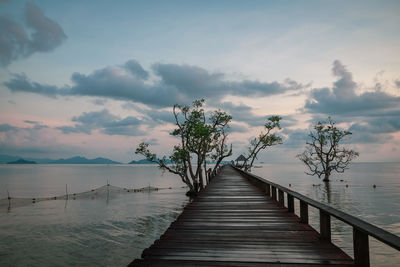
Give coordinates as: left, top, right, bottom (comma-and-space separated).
297, 117, 359, 182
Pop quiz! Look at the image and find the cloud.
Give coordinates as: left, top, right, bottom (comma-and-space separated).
56, 109, 146, 136
141, 138, 159, 146
0, 121, 48, 132
0, 2, 66, 67
219, 101, 265, 127
301, 60, 400, 145
304, 60, 400, 115
24, 120, 48, 130
5, 73, 59, 96
4, 59, 306, 107
0, 15, 29, 66
349, 115, 400, 135
395, 79, 400, 89
281, 128, 309, 148
0, 123, 18, 132
227, 123, 249, 133
124, 59, 149, 80
91, 98, 107, 106
220, 101, 298, 128
153, 63, 304, 101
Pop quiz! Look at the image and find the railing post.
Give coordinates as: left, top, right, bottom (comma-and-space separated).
319, 210, 331, 242
287, 195, 294, 213
278, 189, 284, 206
265, 184, 271, 197
353, 227, 370, 267
271, 186, 277, 201
300, 200, 308, 224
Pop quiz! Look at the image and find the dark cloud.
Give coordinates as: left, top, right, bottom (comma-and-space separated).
56, 109, 146, 136
219, 102, 264, 127
0, 121, 48, 132
219, 101, 297, 128
349, 116, 400, 135
304, 60, 400, 115
395, 79, 400, 89
24, 120, 48, 130
227, 123, 249, 133
4, 60, 305, 107
124, 59, 149, 80
25, 2, 66, 53
0, 15, 29, 66
0, 2, 66, 67
281, 128, 309, 148
301, 60, 400, 145
122, 103, 175, 125
153, 63, 304, 101
0, 123, 18, 132
5, 73, 59, 96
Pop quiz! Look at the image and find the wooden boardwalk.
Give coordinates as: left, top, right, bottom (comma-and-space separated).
130, 165, 354, 266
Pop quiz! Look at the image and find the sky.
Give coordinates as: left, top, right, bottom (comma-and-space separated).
0, 0, 399, 163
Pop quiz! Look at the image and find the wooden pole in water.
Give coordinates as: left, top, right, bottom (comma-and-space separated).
65, 184, 68, 199
7, 189, 11, 212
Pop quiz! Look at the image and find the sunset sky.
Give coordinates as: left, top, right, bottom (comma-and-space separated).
1, 0, 399, 163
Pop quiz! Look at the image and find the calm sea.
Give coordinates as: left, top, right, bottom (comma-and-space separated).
0, 163, 399, 266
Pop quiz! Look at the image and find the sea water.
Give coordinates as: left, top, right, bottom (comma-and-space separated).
252, 162, 400, 266
0, 163, 399, 266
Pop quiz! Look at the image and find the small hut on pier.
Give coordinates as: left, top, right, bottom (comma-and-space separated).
235, 154, 246, 167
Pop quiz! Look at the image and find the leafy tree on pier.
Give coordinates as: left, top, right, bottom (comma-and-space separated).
241, 116, 283, 171
136, 99, 232, 196
297, 117, 359, 182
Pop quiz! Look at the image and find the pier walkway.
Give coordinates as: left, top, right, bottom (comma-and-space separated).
130, 165, 354, 266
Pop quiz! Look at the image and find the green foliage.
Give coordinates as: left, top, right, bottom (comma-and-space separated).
135, 99, 232, 195
297, 117, 359, 182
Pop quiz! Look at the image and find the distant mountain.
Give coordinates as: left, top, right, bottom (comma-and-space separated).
0, 154, 121, 164
0, 154, 20, 164
7, 159, 37, 164
50, 156, 121, 164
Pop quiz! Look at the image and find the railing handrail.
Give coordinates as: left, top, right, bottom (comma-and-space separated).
232, 165, 400, 252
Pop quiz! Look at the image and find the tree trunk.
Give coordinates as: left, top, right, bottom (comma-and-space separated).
199, 169, 204, 189
323, 173, 330, 182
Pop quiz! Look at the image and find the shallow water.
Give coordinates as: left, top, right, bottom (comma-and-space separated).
0, 165, 188, 266
0, 163, 399, 266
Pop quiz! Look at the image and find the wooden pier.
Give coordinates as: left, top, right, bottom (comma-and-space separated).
130, 165, 400, 266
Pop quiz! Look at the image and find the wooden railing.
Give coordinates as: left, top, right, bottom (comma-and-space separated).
233, 166, 400, 267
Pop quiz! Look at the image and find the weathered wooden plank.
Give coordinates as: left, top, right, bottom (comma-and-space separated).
130, 259, 354, 267
131, 165, 354, 266
234, 166, 400, 252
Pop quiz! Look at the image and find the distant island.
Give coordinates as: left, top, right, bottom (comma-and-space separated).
0, 154, 121, 164
7, 158, 37, 164
50, 156, 121, 164
1, 154, 233, 165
